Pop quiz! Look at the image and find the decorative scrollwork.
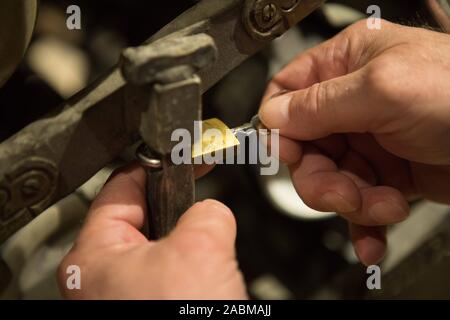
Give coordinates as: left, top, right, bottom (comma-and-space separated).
242, 0, 300, 41
0, 158, 58, 244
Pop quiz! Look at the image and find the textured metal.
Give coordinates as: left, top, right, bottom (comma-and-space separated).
243, 0, 325, 41
121, 34, 217, 86
147, 159, 194, 240
121, 33, 215, 155
122, 31, 213, 239
145, 76, 203, 155
136, 144, 195, 240
132, 77, 201, 239
138, 78, 200, 239
0, 158, 58, 244
136, 144, 163, 170
0, 0, 324, 244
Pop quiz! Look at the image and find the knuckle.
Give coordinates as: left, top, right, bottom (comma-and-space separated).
344, 19, 369, 36
172, 228, 226, 255
299, 82, 334, 120
365, 59, 403, 103
194, 229, 225, 252
287, 82, 332, 138
294, 83, 319, 120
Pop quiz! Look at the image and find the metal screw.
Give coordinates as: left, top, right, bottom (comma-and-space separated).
262, 3, 277, 22
21, 178, 40, 197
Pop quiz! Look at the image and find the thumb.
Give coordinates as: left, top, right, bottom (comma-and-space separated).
259, 68, 382, 140
168, 199, 237, 253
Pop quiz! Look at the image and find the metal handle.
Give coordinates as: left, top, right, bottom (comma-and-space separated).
136, 144, 194, 240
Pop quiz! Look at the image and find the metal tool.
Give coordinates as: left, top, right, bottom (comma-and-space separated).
136, 115, 265, 239
121, 33, 217, 240
0, 0, 325, 245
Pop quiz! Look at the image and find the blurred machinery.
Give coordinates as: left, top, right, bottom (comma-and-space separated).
0, 0, 449, 299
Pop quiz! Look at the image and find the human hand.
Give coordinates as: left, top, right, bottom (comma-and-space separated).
259, 20, 450, 265
57, 165, 247, 300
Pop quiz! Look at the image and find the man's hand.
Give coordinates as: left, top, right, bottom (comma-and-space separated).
57, 165, 247, 300
259, 20, 450, 266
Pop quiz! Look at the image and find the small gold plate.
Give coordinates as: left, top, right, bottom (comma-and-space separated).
192, 118, 240, 159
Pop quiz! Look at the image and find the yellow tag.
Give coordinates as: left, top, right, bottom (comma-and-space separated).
192, 118, 240, 159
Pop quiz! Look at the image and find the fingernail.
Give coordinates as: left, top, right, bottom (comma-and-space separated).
201, 199, 232, 216
355, 243, 386, 267
369, 202, 409, 224
259, 94, 292, 128
320, 192, 357, 213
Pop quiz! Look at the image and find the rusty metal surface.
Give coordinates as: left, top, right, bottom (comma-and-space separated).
0, 0, 325, 244
121, 34, 217, 86
0, 158, 58, 244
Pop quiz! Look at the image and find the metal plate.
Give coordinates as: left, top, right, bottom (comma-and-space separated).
192, 118, 240, 159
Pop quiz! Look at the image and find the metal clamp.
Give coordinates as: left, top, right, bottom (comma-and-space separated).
121, 34, 217, 239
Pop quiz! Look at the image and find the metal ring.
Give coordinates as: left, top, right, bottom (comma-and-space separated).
136, 143, 163, 169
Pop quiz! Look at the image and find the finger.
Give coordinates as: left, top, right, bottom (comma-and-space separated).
260, 69, 385, 141
258, 21, 401, 140
347, 133, 417, 197
194, 164, 215, 179
77, 164, 149, 250
339, 150, 410, 226
276, 136, 303, 166
289, 144, 362, 214
76, 161, 219, 249
349, 223, 387, 266
338, 149, 378, 191
168, 199, 237, 254
261, 81, 285, 104
290, 145, 410, 225
311, 134, 347, 161
266, 27, 357, 93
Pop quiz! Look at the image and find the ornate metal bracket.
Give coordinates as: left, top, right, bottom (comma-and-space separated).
243, 0, 325, 41
120, 34, 217, 239
0, 158, 58, 244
